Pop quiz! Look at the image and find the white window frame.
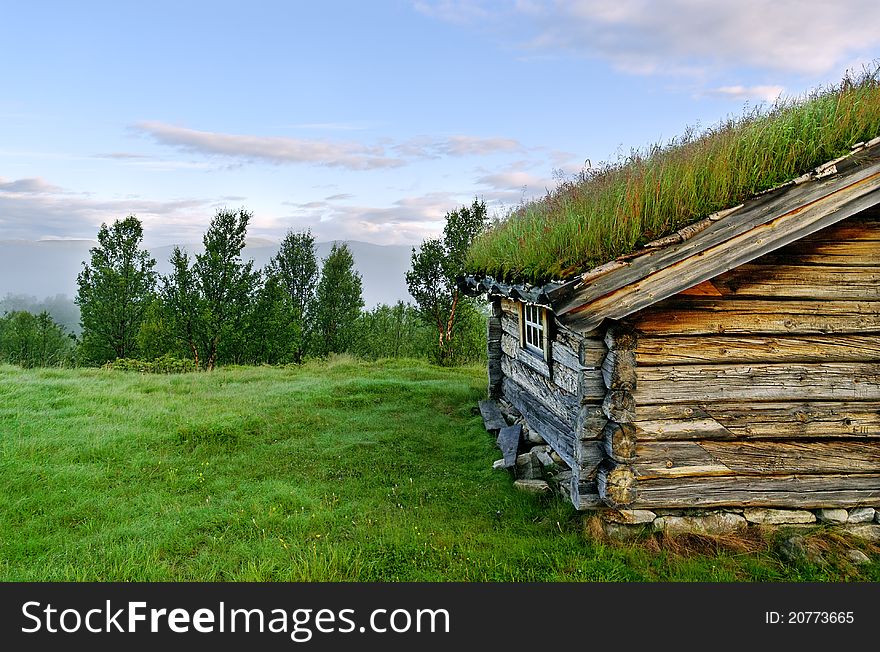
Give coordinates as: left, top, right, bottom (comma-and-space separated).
520, 303, 550, 361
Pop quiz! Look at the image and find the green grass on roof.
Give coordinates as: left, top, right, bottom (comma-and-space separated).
466, 68, 880, 284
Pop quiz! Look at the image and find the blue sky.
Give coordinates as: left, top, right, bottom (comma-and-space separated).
2, 0, 880, 246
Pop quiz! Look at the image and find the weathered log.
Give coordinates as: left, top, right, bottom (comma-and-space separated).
601, 350, 637, 390
576, 403, 608, 440
500, 355, 579, 425
598, 463, 638, 507
623, 473, 880, 509
800, 211, 880, 241
635, 362, 880, 403
490, 297, 503, 318
635, 334, 880, 365
604, 323, 639, 351
759, 240, 880, 267
631, 298, 880, 335
576, 439, 606, 480
571, 474, 605, 510
630, 439, 880, 478
551, 339, 585, 372
577, 367, 607, 403
502, 377, 575, 467
478, 399, 507, 432
602, 389, 636, 422
709, 264, 880, 300
633, 401, 880, 439
603, 422, 637, 462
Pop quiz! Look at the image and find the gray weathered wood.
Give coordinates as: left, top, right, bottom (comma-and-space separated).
630, 440, 880, 478
622, 473, 880, 509
502, 377, 575, 467
602, 350, 637, 390
635, 334, 880, 365
602, 389, 636, 422
635, 362, 880, 403
501, 355, 580, 425
496, 424, 521, 468
501, 332, 551, 378
479, 399, 507, 432
576, 403, 608, 440
577, 367, 607, 403
551, 339, 585, 372
576, 439, 606, 480
630, 298, 880, 335
633, 401, 880, 439
603, 422, 637, 462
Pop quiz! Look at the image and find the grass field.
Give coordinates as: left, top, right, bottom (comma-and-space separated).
1, 358, 876, 581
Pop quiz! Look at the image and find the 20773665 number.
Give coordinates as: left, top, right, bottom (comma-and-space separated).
765, 611, 854, 624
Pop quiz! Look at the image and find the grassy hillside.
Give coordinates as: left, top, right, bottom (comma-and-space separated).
467, 69, 880, 283
1, 359, 876, 581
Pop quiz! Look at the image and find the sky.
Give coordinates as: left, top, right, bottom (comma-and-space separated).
2, 0, 880, 247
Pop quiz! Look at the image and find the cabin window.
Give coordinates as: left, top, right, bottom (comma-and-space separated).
520, 303, 548, 359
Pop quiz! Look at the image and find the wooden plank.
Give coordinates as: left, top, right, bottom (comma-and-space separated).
759, 240, 880, 266
800, 211, 880, 241
576, 439, 606, 480
479, 399, 507, 432
502, 329, 583, 394
635, 362, 880, 403
502, 377, 575, 467
551, 339, 583, 372
501, 332, 551, 378
496, 424, 521, 468
630, 298, 880, 335
635, 334, 880, 365
501, 355, 579, 425
634, 401, 880, 440
557, 164, 880, 331
631, 440, 880, 478
624, 473, 880, 509
710, 264, 880, 300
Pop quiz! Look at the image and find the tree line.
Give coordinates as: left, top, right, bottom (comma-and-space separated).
0, 202, 488, 370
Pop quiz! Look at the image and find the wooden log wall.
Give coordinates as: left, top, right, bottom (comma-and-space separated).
497, 298, 608, 507
599, 210, 880, 509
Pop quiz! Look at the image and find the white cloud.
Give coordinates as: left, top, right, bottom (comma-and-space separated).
394, 134, 524, 158
0, 175, 213, 242
710, 84, 786, 103
133, 121, 405, 171
417, 0, 880, 77
0, 177, 62, 194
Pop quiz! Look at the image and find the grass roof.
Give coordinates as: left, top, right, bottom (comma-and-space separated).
466, 68, 880, 284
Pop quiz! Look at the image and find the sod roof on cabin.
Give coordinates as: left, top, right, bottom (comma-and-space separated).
465, 70, 880, 285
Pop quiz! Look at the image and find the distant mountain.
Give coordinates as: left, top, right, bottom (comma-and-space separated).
0, 238, 415, 310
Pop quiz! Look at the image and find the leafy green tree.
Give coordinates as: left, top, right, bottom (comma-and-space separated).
135, 296, 179, 361
245, 272, 302, 364
0, 310, 75, 368
406, 198, 488, 364
268, 229, 319, 362
75, 215, 156, 363
160, 246, 202, 365
160, 208, 259, 369
313, 243, 364, 355
352, 301, 435, 360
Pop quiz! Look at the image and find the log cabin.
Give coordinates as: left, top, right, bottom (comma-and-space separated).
463, 137, 880, 513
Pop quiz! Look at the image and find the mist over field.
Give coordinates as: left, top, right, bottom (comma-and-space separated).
0, 238, 414, 322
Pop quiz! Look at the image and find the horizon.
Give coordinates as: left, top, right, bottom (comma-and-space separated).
3, 1, 880, 248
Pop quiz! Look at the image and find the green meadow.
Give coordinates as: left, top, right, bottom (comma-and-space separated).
1, 359, 876, 581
